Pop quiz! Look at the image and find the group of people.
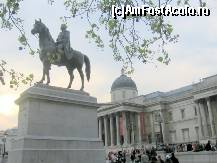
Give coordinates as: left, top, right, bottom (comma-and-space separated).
106, 140, 217, 163
106, 148, 179, 163
176, 140, 217, 152
156, 140, 217, 153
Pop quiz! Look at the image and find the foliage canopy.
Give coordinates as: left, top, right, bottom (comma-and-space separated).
0, 0, 206, 88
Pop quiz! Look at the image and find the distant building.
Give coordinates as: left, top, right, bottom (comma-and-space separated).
97, 70, 217, 151
0, 128, 18, 154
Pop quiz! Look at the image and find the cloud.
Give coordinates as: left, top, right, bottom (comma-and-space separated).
0, 114, 18, 130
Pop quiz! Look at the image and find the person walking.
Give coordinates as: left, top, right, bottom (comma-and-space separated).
164, 154, 172, 163
135, 150, 141, 163
131, 150, 136, 163
170, 153, 179, 163
150, 156, 158, 163
157, 155, 164, 163
141, 152, 149, 163
205, 140, 212, 151
126, 152, 132, 163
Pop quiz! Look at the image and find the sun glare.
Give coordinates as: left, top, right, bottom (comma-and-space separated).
0, 95, 18, 116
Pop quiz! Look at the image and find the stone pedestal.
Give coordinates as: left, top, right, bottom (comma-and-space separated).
8, 84, 105, 163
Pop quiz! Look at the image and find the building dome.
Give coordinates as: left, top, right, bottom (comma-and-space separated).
110, 69, 138, 102
111, 74, 137, 92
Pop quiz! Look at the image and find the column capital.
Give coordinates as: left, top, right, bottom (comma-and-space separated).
98, 116, 103, 120
205, 97, 211, 101
195, 98, 206, 104
115, 112, 120, 116
205, 96, 210, 100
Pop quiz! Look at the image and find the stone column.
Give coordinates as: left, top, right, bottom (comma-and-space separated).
206, 98, 215, 137
195, 102, 204, 139
110, 114, 114, 146
199, 101, 209, 138
137, 112, 142, 143
150, 112, 155, 144
123, 111, 128, 145
98, 117, 102, 140
130, 112, 135, 145
160, 111, 167, 144
104, 116, 108, 146
116, 113, 120, 146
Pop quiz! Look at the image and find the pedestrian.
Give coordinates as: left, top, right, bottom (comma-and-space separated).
150, 147, 157, 157
205, 140, 212, 151
216, 140, 217, 150
131, 150, 136, 163
111, 152, 117, 163
126, 152, 132, 163
164, 154, 172, 163
141, 151, 149, 163
135, 150, 141, 163
170, 153, 179, 163
187, 143, 192, 151
157, 155, 164, 163
122, 152, 127, 163
117, 151, 123, 163
150, 156, 157, 163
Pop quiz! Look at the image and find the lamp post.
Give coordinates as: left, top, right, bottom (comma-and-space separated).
2, 137, 6, 158
2, 132, 8, 159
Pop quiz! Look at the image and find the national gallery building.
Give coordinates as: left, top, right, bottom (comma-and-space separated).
97, 71, 217, 150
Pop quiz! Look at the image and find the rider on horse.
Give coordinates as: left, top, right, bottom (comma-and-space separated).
31, 19, 90, 90
56, 24, 73, 63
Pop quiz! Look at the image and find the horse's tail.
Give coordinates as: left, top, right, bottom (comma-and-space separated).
84, 55, 90, 81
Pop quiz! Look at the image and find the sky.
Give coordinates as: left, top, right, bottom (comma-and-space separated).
0, 0, 217, 130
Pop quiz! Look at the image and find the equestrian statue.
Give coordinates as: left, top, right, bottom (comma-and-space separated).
31, 19, 90, 91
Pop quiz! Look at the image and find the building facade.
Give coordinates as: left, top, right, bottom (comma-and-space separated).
97, 72, 217, 151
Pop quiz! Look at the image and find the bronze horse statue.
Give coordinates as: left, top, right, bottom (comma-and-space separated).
31, 19, 90, 91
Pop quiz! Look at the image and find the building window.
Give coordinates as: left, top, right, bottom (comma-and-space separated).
181, 109, 185, 119
194, 107, 197, 116
122, 91, 126, 99
182, 128, 190, 142
154, 112, 161, 122
169, 130, 177, 143
168, 111, 173, 121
